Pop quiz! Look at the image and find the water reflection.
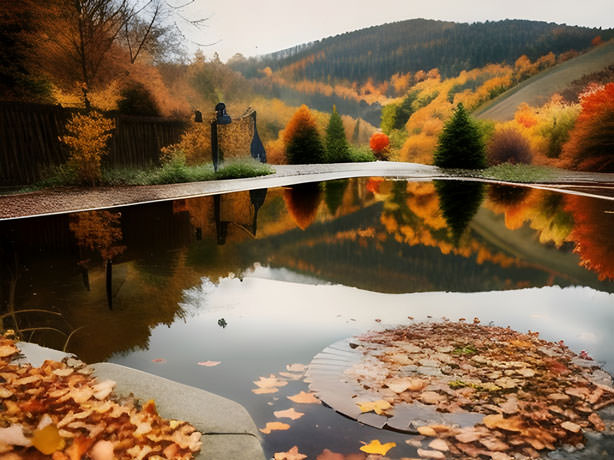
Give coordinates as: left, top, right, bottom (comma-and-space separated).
0, 179, 612, 366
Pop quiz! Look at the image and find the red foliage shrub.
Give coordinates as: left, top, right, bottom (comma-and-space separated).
369, 132, 390, 160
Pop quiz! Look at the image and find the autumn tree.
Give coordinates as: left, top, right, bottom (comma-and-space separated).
559, 83, 614, 172
325, 106, 350, 162
283, 183, 322, 230
0, 1, 52, 102
284, 105, 325, 164
434, 103, 486, 169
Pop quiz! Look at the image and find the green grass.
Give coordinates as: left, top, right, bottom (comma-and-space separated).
24, 158, 274, 191
480, 163, 559, 182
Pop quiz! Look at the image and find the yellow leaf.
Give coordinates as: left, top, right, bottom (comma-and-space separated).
287, 391, 320, 404
359, 439, 396, 455
274, 445, 307, 460
356, 399, 391, 415
32, 424, 65, 455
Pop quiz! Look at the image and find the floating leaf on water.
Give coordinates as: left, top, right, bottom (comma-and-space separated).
259, 422, 291, 434
254, 374, 288, 389
286, 364, 306, 373
274, 408, 304, 421
287, 391, 320, 404
151, 358, 165, 363
252, 387, 278, 395
359, 439, 396, 455
197, 361, 221, 367
274, 445, 307, 460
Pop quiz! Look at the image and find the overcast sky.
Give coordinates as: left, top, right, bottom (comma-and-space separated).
179, 0, 614, 62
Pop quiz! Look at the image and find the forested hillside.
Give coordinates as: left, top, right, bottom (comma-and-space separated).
231, 19, 612, 83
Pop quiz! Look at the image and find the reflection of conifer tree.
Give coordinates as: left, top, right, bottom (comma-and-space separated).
283, 183, 322, 230
324, 180, 348, 216
488, 184, 530, 206
435, 181, 484, 244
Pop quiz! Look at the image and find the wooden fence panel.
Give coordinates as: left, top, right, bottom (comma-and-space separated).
0, 102, 188, 186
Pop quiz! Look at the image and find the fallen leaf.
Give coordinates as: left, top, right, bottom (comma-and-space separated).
357, 399, 391, 415
287, 391, 320, 404
0, 344, 18, 358
561, 421, 581, 433
254, 374, 288, 389
417, 426, 437, 437
420, 391, 444, 405
252, 387, 278, 395
0, 424, 32, 447
274, 408, 304, 421
274, 445, 307, 460
286, 364, 306, 373
151, 358, 166, 363
428, 438, 449, 451
417, 448, 445, 459
31, 424, 65, 454
315, 449, 345, 460
359, 440, 396, 455
259, 422, 291, 434
197, 361, 221, 367
588, 412, 605, 431
90, 440, 114, 460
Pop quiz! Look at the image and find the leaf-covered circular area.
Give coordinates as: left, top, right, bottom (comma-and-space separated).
307, 321, 614, 459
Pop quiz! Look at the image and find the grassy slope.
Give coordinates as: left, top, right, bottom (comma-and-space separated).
474, 40, 614, 121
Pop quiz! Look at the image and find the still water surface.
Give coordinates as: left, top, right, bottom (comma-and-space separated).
1, 178, 613, 458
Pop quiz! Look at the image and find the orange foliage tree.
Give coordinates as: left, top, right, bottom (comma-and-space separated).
369, 132, 390, 160
283, 105, 325, 164
558, 83, 614, 172
283, 183, 322, 230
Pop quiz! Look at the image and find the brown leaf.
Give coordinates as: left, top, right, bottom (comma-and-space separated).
274, 408, 304, 421
588, 413, 605, 431
561, 421, 581, 433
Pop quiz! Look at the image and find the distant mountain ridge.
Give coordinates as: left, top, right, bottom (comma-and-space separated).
231, 18, 614, 83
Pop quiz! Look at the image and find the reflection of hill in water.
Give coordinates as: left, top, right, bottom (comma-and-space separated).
254, 202, 614, 294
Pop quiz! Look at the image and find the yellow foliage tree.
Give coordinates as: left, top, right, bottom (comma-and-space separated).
61, 111, 115, 185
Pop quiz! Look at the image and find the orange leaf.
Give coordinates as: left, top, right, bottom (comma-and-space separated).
287, 391, 320, 404
32, 424, 65, 455
197, 361, 221, 367
260, 422, 291, 434
274, 445, 307, 460
359, 439, 396, 455
274, 408, 304, 420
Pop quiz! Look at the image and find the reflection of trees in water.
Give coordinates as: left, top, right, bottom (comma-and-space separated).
565, 196, 614, 281
283, 182, 323, 230
488, 184, 531, 206
324, 180, 349, 216
434, 180, 484, 245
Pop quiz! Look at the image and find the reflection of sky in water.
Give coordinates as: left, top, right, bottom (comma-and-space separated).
110, 266, 614, 457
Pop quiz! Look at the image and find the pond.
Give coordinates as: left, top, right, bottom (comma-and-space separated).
1, 178, 613, 459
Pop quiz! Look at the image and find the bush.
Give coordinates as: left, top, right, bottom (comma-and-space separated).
348, 146, 376, 162
434, 103, 486, 169
61, 111, 115, 185
284, 105, 325, 164
487, 127, 533, 166
369, 132, 390, 160
117, 82, 160, 116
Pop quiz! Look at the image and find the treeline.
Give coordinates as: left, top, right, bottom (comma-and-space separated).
231, 19, 612, 82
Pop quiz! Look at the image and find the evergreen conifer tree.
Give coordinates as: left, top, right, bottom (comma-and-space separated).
351, 119, 361, 144
434, 103, 486, 169
325, 106, 350, 162
284, 105, 325, 164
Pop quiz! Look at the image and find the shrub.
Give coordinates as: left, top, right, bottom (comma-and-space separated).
117, 82, 160, 116
434, 103, 486, 169
487, 127, 533, 166
284, 105, 325, 164
325, 106, 351, 162
61, 111, 115, 185
369, 132, 390, 160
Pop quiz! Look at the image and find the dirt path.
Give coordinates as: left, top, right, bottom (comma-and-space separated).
1, 162, 613, 220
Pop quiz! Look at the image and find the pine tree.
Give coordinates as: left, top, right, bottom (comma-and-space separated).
325, 106, 350, 162
434, 103, 486, 169
352, 119, 361, 144
284, 105, 325, 164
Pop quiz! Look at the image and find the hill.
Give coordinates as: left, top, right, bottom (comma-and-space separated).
231, 19, 613, 83
474, 40, 614, 121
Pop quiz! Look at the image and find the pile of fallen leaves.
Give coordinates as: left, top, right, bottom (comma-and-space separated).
0, 335, 202, 459
345, 320, 614, 459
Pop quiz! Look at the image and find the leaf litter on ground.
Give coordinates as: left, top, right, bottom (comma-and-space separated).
0, 334, 202, 459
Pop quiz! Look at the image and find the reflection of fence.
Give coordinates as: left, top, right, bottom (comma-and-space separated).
0, 102, 188, 186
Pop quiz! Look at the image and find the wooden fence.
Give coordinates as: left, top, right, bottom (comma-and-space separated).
0, 102, 188, 186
